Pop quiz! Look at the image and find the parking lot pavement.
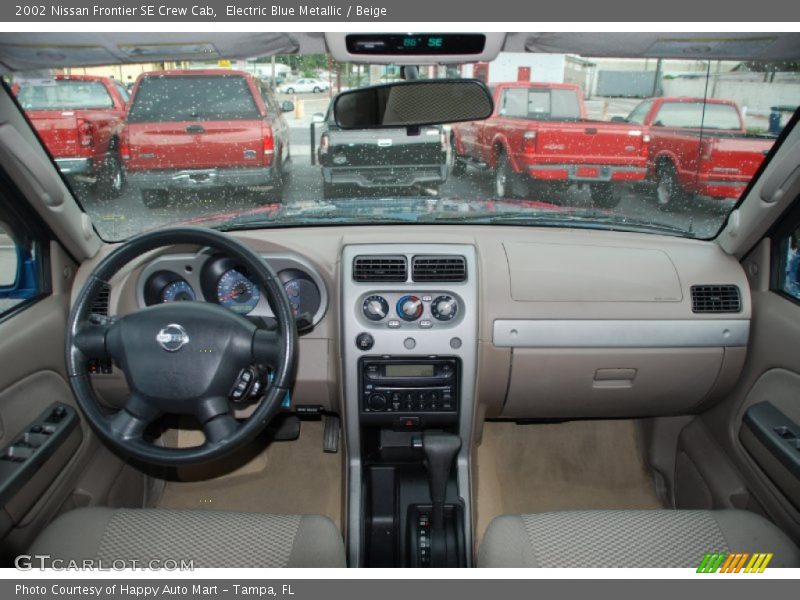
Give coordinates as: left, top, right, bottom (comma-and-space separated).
276, 91, 333, 128
77, 128, 729, 242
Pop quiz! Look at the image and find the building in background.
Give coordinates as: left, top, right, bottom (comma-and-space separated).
461, 53, 568, 85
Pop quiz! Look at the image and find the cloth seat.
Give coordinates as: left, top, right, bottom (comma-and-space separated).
30, 507, 346, 568
478, 509, 800, 568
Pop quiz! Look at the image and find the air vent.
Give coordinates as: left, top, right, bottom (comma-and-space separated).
353, 255, 407, 282
90, 283, 111, 316
412, 255, 467, 282
691, 285, 741, 313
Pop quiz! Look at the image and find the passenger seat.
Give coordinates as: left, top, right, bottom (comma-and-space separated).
478, 509, 800, 567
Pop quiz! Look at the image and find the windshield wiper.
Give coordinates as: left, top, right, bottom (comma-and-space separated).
419, 210, 694, 237
205, 209, 421, 232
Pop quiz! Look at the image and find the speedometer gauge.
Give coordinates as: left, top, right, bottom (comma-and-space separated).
161, 280, 196, 303
217, 269, 261, 314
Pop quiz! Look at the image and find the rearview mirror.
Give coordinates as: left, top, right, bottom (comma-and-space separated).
333, 79, 493, 129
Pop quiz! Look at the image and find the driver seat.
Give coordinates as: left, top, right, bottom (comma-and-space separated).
30, 508, 346, 568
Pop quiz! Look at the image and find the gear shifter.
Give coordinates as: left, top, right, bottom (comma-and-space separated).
422, 431, 461, 567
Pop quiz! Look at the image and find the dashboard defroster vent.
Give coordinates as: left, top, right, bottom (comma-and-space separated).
412, 255, 467, 282
353, 255, 408, 282
690, 285, 741, 313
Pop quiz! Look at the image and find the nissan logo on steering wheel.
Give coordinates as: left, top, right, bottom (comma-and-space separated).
156, 324, 190, 352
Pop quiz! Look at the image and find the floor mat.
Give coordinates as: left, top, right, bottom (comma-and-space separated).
475, 419, 662, 548
157, 419, 343, 530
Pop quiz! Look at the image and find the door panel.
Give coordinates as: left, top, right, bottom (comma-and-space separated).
0, 243, 109, 563
699, 283, 800, 543
739, 375, 800, 511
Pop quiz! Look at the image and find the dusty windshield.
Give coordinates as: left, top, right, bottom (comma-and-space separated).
10, 50, 800, 241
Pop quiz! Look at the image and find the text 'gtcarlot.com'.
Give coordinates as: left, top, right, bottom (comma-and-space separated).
14, 555, 194, 571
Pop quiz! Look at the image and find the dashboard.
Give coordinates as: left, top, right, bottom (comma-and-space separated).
75, 224, 753, 424
71, 224, 756, 570
135, 249, 328, 327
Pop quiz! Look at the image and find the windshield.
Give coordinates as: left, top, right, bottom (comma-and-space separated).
18, 79, 113, 110
127, 75, 262, 122
652, 101, 743, 130
9, 46, 800, 242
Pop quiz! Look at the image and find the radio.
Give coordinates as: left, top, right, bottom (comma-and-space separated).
360, 357, 459, 414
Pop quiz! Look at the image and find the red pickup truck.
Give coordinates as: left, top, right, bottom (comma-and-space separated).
122, 69, 293, 208
622, 96, 774, 208
16, 75, 128, 197
450, 82, 650, 207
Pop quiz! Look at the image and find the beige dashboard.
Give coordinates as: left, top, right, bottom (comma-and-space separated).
72, 225, 751, 421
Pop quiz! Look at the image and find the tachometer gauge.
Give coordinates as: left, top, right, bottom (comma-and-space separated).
216, 269, 261, 314
161, 280, 196, 303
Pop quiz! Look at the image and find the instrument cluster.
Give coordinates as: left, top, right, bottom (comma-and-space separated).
139, 251, 326, 326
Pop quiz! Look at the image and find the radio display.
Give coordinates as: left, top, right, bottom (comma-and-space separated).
385, 364, 435, 378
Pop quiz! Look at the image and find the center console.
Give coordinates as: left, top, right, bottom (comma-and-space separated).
341, 244, 478, 567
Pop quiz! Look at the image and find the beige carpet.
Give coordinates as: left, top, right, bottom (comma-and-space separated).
475, 420, 662, 548
157, 420, 343, 530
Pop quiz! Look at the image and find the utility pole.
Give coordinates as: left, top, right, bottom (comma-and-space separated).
652, 58, 663, 96
711, 60, 722, 98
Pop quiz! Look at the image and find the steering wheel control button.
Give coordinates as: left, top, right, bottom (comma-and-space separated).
431, 295, 458, 321
356, 332, 375, 351
362, 295, 389, 321
397, 295, 423, 321
155, 323, 190, 352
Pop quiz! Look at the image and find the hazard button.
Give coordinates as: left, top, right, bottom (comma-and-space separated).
395, 416, 420, 431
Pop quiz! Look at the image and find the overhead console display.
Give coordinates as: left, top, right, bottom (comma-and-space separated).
345, 34, 486, 56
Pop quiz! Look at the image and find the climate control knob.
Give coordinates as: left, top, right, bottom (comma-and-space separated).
431, 295, 458, 321
368, 393, 388, 411
362, 295, 389, 321
396, 295, 423, 321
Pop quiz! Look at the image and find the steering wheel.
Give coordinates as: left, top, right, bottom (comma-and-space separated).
66, 227, 297, 467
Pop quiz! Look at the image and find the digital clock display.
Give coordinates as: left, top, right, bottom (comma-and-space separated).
346, 34, 486, 56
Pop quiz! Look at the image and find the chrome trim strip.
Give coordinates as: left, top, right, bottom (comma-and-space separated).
492, 319, 749, 348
